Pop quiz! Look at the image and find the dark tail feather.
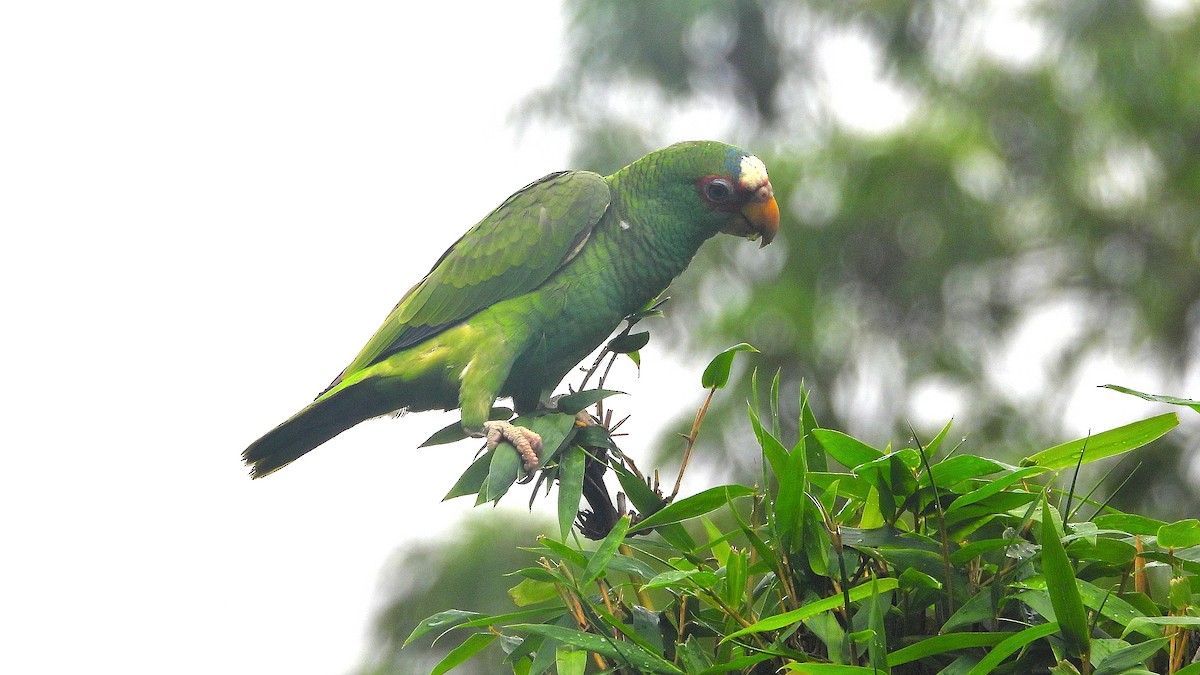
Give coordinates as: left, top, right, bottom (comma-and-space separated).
242, 380, 399, 478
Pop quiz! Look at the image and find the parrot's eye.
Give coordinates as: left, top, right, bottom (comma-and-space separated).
702, 178, 735, 204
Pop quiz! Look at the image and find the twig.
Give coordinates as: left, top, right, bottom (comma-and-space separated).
670, 386, 717, 501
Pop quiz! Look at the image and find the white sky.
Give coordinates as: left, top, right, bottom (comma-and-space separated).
0, 2, 599, 673
4, 3, 1198, 673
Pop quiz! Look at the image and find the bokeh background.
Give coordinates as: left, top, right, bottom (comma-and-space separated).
4, 1, 1198, 673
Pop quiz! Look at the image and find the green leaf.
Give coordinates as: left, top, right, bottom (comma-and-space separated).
700, 343, 759, 389
477, 439, 523, 505
945, 465, 1046, 513
508, 577, 559, 607
921, 454, 1008, 489
951, 538, 1024, 565
581, 515, 630, 586
773, 428, 808, 546
628, 605, 664, 655
555, 646, 587, 675
573, 423, 618, 451
780, 664, 880, 673
803, 496, 831, 576
747, 404, 788, 479
511, 623, 683, 674
808, 471, 872, 501
535, 535, 589, 569
860, 486, 884, 529
557, 445, 586, 539
1039, 495, 1090, 659
1092, 513, 1167, 536
1121, 616, 1200, 638
1065, 536, 1137, 565
453, 607, 565, 631
1020, 575, 1159, 639
528, 412, 586, 462
702, 517, 731, 567
1092, 636, 1170, 675
866, 578, 889, 671
1157, 518, 1200, 549
404, 609, 484, 647
1020, 413, 1178, 469
630, 485, 755, 532
553, 389, 625, 414
963, 622, 1060, 675
603, 553, 657, 580
642, 568, 719, 590
887, 632, 1011, 667
609, 461, 696, 551
800, 384, 827, 472
812, 429, 882, 468
941, 591, 998, 634
723, 577, 900, 641
607, 331, 650, 353
699, 653, 782, 674
724, 547, 748, 607
1101, 384, 1200, 415
610, 462, 662, 516
443, 449, 493, 500
419, 407, 512, 447
430, 632, 496, 675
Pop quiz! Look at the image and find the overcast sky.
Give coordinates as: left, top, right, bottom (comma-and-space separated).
1, 3, 593, 673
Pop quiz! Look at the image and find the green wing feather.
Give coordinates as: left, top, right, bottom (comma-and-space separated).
327, 170, 610, 389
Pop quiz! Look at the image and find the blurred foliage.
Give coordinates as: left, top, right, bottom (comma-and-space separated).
524, 0, 1200, 519
357, 513, 549, 675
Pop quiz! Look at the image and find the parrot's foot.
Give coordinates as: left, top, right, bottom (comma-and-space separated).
482, 421, 543, 473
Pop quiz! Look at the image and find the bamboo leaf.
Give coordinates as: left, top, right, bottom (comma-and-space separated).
607, 331, 650, 353
1101, 384, 1200, 415
581, 515, 630, 586
887, 632, 1011, 667
964, 622, 1060, 675
723, 578, 900, 640
1157, 518, 1200, 549
1039, 494, 1090, 659
431, 632, 496, 675
554, 389, 625, 414
812, 429, 882, 468
701, 343, 759, 389
557, 444, 585, 539
404, 609, 484, 647
630, 485, 755, 532
1020, 413, 1178, 469
511, 624, 683, 674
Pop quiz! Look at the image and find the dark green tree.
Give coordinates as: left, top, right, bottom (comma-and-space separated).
525, 0, 1200, 518
358, 513, 549, 675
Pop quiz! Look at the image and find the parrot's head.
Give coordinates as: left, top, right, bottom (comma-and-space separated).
634, 140, 780, 247
701, 148, 779, 248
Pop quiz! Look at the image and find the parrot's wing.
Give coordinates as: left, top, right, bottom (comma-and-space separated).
329, 170, 611, 387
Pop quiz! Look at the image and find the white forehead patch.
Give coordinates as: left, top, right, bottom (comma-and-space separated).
738, 155, 769, 190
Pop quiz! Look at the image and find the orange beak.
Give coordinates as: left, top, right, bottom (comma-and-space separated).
724, 184, 780, 247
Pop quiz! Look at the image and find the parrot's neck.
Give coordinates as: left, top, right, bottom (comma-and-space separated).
579, 198, 719, 319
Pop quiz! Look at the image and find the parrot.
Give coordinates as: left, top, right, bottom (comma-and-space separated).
242, 140, 779, 478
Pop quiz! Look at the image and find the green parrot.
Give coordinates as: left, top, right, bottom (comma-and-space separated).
243, 140, 779, 478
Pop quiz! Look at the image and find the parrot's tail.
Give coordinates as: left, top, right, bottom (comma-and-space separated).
242, 380, 401, 478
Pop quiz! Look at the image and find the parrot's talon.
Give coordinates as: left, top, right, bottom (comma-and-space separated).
483, 421, 543, 473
